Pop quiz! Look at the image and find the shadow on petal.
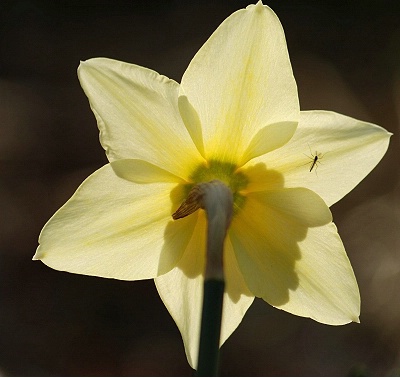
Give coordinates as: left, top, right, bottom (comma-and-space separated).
241, 161, 285, 193
231, 163, 309, 307
158, 182, 203, 277
159, 162, 329, 309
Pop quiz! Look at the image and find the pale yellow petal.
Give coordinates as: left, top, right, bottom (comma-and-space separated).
155, 212, 254, 369
78, 58, 204, 180
251, 110, 392, 206
230, 190, 359, 324
278, 223, 360, 324
178, 95, 205, 159
111, 159, 183, 184
34, 165, 196, 280
221, 237, 254, 342
230, 188, 331, 303
180, 2, 299, 163
240, 121, 298, 166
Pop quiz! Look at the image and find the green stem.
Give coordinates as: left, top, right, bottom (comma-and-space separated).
173, 180, 232, 376
196, 180, 233, 376
196, 279, 225, 376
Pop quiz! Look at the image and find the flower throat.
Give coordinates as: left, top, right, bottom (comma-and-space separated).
187, 160, 249, 215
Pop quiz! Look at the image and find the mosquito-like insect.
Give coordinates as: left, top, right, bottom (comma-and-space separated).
303, 145, 326, 174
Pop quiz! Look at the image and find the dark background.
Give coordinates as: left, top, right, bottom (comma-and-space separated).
1, 0, 400, 375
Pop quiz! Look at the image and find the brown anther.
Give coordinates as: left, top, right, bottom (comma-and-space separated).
172, 185, 204, 220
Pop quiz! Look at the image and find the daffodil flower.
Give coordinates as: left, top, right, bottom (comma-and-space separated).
34, 1, 391, 369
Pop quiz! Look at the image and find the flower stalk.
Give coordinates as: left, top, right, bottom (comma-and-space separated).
198, 181, 233, 375
173, 180, 233, 375
197, 279, 225, 376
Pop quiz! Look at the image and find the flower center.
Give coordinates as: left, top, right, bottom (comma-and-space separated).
188, 160, 249, 214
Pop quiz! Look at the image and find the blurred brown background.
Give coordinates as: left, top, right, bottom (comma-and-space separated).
1, 0, 399, 375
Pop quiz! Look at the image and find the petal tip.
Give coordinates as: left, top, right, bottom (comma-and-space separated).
352, 315, 361, 324
32, 248, 43, 261
249, 1, 265, 11
78, 59, 91, 69
255, 1, 264, 10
